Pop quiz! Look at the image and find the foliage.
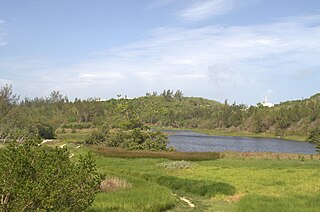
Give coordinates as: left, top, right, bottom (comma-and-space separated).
2, 85, 320, 141
85, 128, 169, 151
306, 128, 320, 152
36, 123, 56, 139
0, 136, 101, 211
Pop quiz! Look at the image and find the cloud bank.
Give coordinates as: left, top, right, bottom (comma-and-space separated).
1, 14, 320, 103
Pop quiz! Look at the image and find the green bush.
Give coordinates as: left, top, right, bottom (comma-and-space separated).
0, 136, 101, 211
36, 123, 56, 139
306, 128, 320, 152
85, 128, 169, 151
85, 129, 108, 145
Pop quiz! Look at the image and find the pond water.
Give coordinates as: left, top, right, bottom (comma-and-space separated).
165, 130, 317, 154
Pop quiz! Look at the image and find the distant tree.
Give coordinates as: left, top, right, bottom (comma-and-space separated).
174, 90, 184, 100
0, 84, 19, 116
48, 90, 68, 103
0, 136, 101, 211
307, 128, 320, 152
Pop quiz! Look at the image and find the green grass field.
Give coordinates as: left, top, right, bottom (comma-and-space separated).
2, 131, 319, 211
67, 146, 319, 211
55, 131, 319, 211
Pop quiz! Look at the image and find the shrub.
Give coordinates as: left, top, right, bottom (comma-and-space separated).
85, 129, 108, 145
36, 123, 56, 139
307, 128, 320, 153
0, 136, 101, 211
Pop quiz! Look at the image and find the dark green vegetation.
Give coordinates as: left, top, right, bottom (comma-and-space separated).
0, 136, 101, 211
307, 128, 320, 152
1, 85, 320, 143
85, 128, 169, 151
156, 176, 236, 197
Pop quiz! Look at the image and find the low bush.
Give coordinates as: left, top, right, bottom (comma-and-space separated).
36, 123, 56, 139
85, 128, 169, 151
0, 137, 101, 211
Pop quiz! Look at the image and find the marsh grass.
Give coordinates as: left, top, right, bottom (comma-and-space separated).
156, 176, 236, 197
93, 146, 220, 161
87, 174, 176, 212
100, 177, 132, 192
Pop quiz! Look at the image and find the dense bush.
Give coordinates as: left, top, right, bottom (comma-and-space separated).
307, 128, 320, 152
85, 128, 169, 151
36, 123, 56, 139
0, 136, 101, 211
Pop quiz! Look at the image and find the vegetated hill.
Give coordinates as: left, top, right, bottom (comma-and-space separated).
0, 85, 319, 138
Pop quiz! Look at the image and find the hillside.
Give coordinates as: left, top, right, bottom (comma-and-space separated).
1, 86, 319, 138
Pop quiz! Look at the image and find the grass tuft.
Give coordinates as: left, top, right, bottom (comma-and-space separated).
100, 177, 132, 192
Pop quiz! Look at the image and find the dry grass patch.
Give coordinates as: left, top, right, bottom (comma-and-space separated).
93, 146, 221, 161
100, 177, 132, 192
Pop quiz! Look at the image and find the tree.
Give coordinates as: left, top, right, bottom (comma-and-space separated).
0, 84, 19, 117
0, 136, 101, 211
174, 90, 184, 100
307, 128, 320, 153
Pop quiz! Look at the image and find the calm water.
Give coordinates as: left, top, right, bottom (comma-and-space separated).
166, 130, 317, 154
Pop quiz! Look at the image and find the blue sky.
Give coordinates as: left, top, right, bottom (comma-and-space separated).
0, 0, 320, 105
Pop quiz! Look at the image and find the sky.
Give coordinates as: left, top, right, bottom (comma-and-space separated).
0, 0, 320, 105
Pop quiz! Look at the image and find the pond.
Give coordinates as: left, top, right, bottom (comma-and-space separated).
166, 130, 317, 154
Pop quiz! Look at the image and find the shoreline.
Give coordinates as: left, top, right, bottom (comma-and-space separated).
153, 126, 307, 142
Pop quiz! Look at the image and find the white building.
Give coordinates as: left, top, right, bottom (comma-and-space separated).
261, 97, 274, 107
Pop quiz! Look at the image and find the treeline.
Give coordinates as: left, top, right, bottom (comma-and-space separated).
1, 85, 320, 140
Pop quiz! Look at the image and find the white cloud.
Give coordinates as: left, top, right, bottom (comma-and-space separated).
179, 0, 235, 21
2, 14, 320, 103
